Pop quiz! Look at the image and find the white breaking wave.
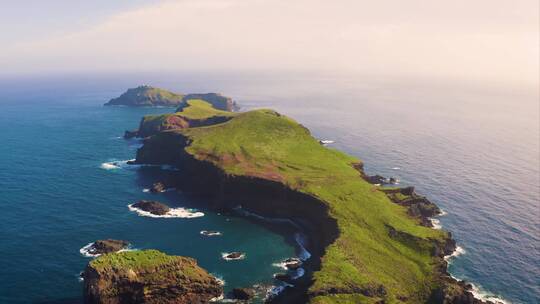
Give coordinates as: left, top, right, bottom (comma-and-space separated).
292, 267, 305, 280
79, 242, 100, 258
142, 188, 150, 193
200, 230, 222, 236
221, 252, 246, 261
273, 258, 302, 271
448, 271, 510, 304
100, 159, 180, 171
128, 204, 204, 218
320, 140, 335, 145
445, 246, 466, 262
264, 282, 293, 301
100, 159, 136, 170
294, 232, 311, 261
469, 284, 510, 304
391, 167, 401, 170
431, 218, 442, 229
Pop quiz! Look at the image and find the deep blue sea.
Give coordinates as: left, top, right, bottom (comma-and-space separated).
0, 72, 538, 303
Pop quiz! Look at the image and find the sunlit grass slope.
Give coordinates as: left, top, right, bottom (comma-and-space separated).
175, 109, 448, 303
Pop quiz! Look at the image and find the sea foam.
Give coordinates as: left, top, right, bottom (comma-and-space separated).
221, 252, 246, 261
100, 159, 180, 171
128, 204, 204, 218
444, 246, 466, 262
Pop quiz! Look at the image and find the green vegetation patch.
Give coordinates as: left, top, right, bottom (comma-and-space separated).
138, 100, 236, 137
178, 99, 236, 120
90, 250, 181, 271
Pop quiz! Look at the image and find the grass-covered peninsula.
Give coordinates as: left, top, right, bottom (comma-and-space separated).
125, 96, 486, 303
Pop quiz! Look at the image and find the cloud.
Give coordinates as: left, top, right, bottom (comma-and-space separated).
2, 0, 538, 86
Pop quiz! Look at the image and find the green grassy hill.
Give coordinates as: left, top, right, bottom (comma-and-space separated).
173, 108, 449, 303
137, 99, 236, 137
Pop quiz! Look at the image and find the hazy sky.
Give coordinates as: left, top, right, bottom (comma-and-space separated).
1, 0, 538, 87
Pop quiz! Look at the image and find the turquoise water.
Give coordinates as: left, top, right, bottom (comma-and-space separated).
0, 73, 538, 303
0, 99, 297, 303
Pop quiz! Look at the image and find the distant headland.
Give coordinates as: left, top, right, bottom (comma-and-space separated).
104, 85, 238, 111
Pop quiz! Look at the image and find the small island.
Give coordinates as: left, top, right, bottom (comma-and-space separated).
83, 250, 222, 304
99, 91, 495, 304
104, 85, 237, 111
82, 239, 129, 256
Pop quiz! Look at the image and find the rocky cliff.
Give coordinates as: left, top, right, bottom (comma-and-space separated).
83, 250, 222, 304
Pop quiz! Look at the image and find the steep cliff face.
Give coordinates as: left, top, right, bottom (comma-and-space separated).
83, 250, 222, 304
135, 131, 338, 254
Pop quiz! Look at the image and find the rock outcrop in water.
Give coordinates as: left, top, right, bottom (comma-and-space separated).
132, 200, 170, 215
85, 240, 129, 255
83, 250, 222, 304
232, 287, 255, 300
150, 182, 166, 193
126, 97, 494, 304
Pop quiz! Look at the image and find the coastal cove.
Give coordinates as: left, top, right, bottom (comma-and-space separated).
0, 74, 538, 304
0, 101, 301, 303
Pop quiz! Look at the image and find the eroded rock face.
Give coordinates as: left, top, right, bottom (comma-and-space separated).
132, 200, 170, 215
431, 278, 495, 304
88, 240, 129, 255
83, 250, 222, 304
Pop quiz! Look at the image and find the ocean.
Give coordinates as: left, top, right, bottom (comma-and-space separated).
0, 72, 538, 303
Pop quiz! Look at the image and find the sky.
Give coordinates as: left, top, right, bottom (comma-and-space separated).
0, 0, 538, 88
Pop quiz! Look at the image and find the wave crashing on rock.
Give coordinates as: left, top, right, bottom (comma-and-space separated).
221, 252, 246, 261
128, 204, 204, 218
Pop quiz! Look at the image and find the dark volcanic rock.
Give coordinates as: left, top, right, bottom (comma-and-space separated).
132, 200, 170, 215
274, 273, 294, 284
87, 239, 129, 255
365, 174, 386, 184
123, 130, 138, 139
223, 252, 244, 260
83, 250, 222, 304
232, 287, 255, 300
150, 182, 166, 193
283, 258, 303, 270
430, 278, 493, 304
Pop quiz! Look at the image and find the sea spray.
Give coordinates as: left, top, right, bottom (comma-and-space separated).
128, 204, 204, 218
